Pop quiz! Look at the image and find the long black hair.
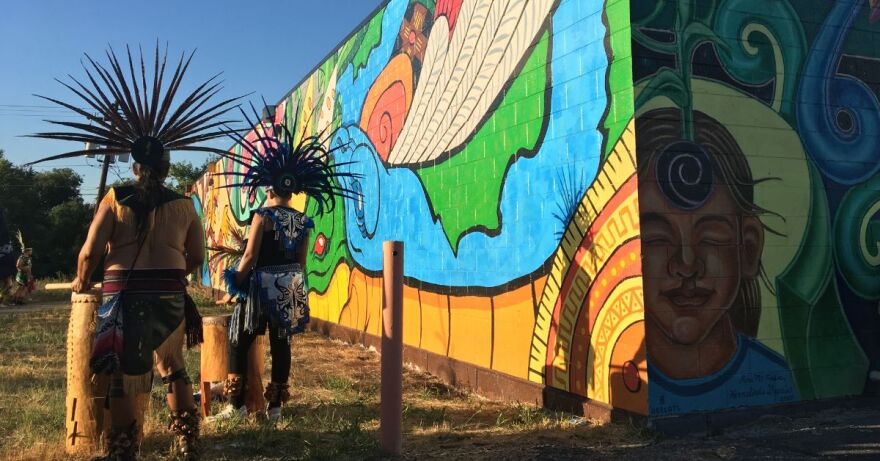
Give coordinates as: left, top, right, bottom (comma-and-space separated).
129, 151, 171, 238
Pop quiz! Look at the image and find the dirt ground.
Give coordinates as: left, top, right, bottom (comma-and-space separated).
513, 406, 880, 460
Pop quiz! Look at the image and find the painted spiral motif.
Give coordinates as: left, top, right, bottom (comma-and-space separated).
796, 0, 880, 185
834, 173, 880, 300
366, 81, 407, 161
332, 128, 381, 241
714, 0, 805, 117
655, 141, 715, 210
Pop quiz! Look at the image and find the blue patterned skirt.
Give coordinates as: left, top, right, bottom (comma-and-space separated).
229, 263, 309, 345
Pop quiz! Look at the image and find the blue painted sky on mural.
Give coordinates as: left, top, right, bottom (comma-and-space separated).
0, 0, 383, 197
332, 0, 608, 287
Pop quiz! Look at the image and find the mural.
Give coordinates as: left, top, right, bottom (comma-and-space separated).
634, 0, 880, 415
192, 0, 647, 415
191, 0, 880, 417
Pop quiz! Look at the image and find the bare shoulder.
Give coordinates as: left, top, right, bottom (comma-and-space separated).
94, 201, 117, 228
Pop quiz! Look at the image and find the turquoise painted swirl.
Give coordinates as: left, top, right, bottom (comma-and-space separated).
189, 192, 211, 286
714, 0, 805, 117
834, 174, 880, 300
796, 0, 880, 185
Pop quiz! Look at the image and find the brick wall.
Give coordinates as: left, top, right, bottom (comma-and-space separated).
191, 0, 646, 415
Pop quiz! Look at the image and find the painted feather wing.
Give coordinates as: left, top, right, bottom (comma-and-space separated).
387, 0, 554, 166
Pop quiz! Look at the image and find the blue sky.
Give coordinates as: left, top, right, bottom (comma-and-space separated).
0, 0, 383, 199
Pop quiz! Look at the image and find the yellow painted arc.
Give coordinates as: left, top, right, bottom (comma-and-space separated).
529, 119, 637, 384
585, 276, 644, 403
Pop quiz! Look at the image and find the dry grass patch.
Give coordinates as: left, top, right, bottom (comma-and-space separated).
0, 306, 648, 461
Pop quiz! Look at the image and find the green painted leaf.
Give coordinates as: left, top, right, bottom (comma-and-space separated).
350, 9, 386, 80
634, 67, 689, 111
603, 0, 636, 157
414, 30, 550, 252
305, 189, 351, 294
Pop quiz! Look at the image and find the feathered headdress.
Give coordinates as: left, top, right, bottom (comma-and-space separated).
24, 43, 242, 167
15, 230, 26, 252
216, 102, 360, 214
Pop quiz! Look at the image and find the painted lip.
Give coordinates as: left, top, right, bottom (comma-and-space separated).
660, 286, 713, 307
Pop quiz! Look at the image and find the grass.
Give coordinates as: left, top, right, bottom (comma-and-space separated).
0, 310, 68, 459
1, 276, 73, 305
186, 284, 220, 309
187, 284, 238, 317
0, 305, 649, 461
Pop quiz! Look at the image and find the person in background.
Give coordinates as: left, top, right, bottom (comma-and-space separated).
0, 209, 15, 306
12, 234, 33, 305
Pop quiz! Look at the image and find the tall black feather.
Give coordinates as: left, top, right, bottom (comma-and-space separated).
25, 44, 245, 166
216, 102, 361, 215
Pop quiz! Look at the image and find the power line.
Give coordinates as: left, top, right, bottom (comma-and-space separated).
10, 162, 105, 167
0, 114, 81, 117
25, 165, 102, 168
0, 110, 74, 114
0, 106, 72, 110
0, 104, 71, 109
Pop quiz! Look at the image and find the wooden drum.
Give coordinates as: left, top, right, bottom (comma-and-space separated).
199, 314, 267, 416
65, 290, 103, 455
65, 291, 151, 455
200, 315, 231, 383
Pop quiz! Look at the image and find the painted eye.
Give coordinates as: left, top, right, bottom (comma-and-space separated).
313, 233, 327, 257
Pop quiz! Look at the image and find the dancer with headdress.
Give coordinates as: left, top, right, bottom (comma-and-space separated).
209, 105, 358, 423
26, 44, 241, 460
11, 231, 34, 305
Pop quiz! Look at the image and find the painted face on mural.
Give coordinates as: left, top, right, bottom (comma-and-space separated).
641, 156, 763, 346
638, 109, 765, 375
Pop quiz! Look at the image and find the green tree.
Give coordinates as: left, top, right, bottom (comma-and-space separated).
0, 150, 92, 277
45, 199, 93, 274
34, 168, 82, 209
167, 159, 211, 194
